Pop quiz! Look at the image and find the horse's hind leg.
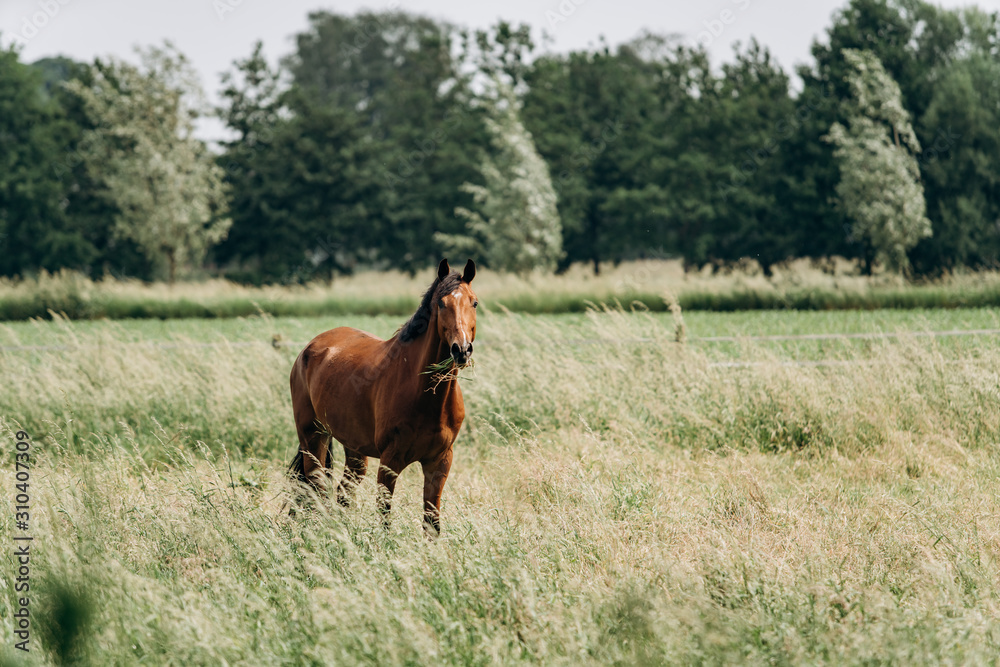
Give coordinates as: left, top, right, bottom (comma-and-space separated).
337, 451, 367, 507
290, 352, 333, 498
287, 419, 330, 516
292, 402, 333, 496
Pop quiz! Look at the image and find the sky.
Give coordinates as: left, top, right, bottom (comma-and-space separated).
2, 0, 995, 140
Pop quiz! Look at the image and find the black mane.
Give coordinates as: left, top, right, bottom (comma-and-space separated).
398, 271, 463, 342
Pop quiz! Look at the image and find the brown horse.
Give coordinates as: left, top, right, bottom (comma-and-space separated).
289, 259, 477, 536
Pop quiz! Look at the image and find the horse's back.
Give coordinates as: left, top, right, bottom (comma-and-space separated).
319, 325, 382, 350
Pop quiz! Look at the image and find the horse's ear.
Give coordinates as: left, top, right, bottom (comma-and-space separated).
437, 259, 450, 280
463, 259, 476, 283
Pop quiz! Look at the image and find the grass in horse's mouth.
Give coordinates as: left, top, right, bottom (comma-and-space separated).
422, 357, 475, 375
423, 358, 456, 375
422, 357, 475, 392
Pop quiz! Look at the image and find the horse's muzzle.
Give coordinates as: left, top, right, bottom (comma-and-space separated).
451, 342, 473, 366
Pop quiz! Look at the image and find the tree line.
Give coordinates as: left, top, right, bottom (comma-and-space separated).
1, 0, 998, 282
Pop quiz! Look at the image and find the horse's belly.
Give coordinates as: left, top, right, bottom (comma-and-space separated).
308, 344, 383, 454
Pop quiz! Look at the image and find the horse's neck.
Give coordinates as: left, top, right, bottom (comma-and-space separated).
399, 316, 457, 396
413, 326, 442, 365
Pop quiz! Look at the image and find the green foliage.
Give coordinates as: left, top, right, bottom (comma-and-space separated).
523, 39, 666, 272
282, 11, 488, 274
0, 47, 99, 277
825, 49, 931, 273
65, 43, 231, 282
914, 48, 1000, 272
33, 56, 152, 279
439, 84, 563, 274
709, 41, 799, 272
215, 40, 389, 282
3, 2, 1000, 281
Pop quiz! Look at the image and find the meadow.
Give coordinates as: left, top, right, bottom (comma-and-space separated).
9, 259, 1000, 321
2, 304, 1000, 664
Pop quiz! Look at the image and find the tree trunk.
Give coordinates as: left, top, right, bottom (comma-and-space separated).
168, 250, 177, 285
862, 244, 875, 276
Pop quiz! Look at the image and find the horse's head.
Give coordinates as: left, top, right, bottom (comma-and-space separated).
435, 259, 478, 366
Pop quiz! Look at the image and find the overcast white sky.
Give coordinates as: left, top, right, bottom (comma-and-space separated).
2, 0, 995, 140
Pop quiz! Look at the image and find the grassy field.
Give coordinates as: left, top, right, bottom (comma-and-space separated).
9, 259, 1000, 320
2, 307, 1000, 664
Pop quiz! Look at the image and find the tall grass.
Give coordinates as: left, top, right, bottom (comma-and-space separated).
2, 310, 1000, 663
8, 259, 1000, 320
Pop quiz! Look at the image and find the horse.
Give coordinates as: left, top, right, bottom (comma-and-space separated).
288, 259, 478, 536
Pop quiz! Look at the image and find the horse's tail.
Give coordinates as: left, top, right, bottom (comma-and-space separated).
288, 450, 308, 484
289, 343, 315, 486
286, 447, 325, 517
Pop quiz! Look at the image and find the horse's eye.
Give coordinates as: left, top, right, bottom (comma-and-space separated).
473, 301, 478, 308
438, 299, 446, 308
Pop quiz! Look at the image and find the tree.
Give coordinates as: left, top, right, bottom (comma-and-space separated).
285, 11, 488, 273
438, 85, 562, 274
0, 47, 86, 276
33, 56, 151, 278
824, 49, 930, 273
707, 40, 798, 273
218, 88, 383, 282
522, 39, 665, 273
213, 41, 289, 280
215, 41, 283, 146
914, 51, 1000, 272
66, 43, 230, 282
791, 0, 983, 272
465, 21, 534, 94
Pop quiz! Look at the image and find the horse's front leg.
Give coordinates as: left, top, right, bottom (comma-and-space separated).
375, 454, 406, 528
421, 448, 453, 539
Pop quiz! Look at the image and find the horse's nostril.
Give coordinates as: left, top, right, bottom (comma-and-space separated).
467, 343, 473, 355
451, 343, 461, 357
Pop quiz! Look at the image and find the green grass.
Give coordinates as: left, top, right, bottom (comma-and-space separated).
0, 289, 420, 321
2, 308, 1000, 664
9, 282, 1000, 320
5, 305, 1000, 345
9, 261, 1000, 321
